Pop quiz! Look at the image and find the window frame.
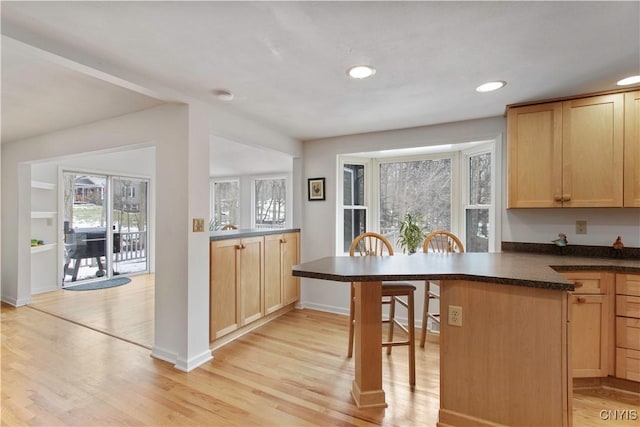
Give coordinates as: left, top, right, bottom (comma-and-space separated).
251, 173, 291, 229
336, 140, 498, 255
337, 157, 370, 254
373, 152, 460, 248
210, 177, 241, 230
461, 143, 496, 252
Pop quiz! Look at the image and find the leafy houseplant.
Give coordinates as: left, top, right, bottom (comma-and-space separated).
398, 213, 425, 254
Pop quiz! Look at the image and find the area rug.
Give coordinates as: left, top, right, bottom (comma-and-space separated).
64, 277, 131, 291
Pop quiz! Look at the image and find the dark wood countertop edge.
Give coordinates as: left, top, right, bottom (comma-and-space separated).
549, 264, 640, 274
291, 269, 575, 291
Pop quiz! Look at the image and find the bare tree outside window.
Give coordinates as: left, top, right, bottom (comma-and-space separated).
379, 159, 451, 248
213, 181, 239, 229
255, 178, 286, 229
466, 152, 491, 252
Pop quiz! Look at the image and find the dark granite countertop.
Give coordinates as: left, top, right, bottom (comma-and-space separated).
210, 228, 300, 241
292, 252, 640, 291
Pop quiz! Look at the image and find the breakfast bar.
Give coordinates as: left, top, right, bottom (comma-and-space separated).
292, 252, 578, 427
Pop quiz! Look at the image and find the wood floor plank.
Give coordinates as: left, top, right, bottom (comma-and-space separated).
3, 276, 638, 426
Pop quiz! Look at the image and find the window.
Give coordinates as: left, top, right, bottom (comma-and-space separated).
464, 149, 493, 252
342, 163, 367, 252
379, 157, 452, 248
211, 179, 240, 230
338, 141, 496, 254
254, 177, 286, 229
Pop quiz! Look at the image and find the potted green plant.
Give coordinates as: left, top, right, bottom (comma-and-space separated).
397, 213, 425, 254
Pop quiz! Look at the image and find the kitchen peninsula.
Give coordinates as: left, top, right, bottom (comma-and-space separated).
292, 252, 639, 427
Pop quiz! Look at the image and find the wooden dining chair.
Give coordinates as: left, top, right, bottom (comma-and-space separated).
348, 232, 416, 386
421, 230, 464, 348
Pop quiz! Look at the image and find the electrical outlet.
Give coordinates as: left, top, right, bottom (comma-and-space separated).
576, 220, 587, 234
448, 305, 462, 327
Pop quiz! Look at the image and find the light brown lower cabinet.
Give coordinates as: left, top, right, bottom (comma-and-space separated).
209, 236, 264, 341
264, 232, 300, 314
615, 273, 640, 381
561, 271, 614, 378
210, 232, 300, 342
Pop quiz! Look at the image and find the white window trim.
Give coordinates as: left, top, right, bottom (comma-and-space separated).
461, 141, 497, 252
337, 157, 370, 254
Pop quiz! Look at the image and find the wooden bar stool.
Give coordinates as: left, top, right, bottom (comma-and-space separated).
420, 230, 464, 348
348, 232, 416, 386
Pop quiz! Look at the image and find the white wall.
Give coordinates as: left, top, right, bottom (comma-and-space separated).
300, 115, 640, 320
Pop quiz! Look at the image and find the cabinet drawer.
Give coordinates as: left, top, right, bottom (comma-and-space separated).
616, 347, 640, 382
617, 274, 640, 297
562, 271, 609, 294
616, 295, 640, 318
616, 317, 640, 350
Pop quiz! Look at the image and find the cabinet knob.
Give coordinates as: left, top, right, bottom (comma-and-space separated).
236, 244, 245, 250
554, 194, 563, 202
572, 281, 583, 288
562, 194, 571, 201
576, 296, 587, 304
280, 238, 287, 244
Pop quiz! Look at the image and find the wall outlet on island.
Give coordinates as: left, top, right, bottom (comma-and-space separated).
576, 220, 587, 235
448, 305, 463, 327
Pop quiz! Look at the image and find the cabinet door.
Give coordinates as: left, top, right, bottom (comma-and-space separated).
617, 273, 640, 297
624, 90, 640, 207
282, 232, 300, 305
562, 94, 624, 207
210, 240, 240, 340
507, 103, 563, 208
239, 236, 264, 325
264, 234, 284, 314
570, 293, 610, 377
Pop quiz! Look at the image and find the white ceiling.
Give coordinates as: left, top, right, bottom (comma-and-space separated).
2, 2, 639, 158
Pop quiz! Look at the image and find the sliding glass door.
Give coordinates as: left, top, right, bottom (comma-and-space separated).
62, 172, 149, 285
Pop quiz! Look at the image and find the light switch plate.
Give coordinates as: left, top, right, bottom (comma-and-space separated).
193, 218, 205, 232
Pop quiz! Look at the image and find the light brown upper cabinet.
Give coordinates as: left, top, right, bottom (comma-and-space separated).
508, 93, 625, 208
624, 90, 640, 207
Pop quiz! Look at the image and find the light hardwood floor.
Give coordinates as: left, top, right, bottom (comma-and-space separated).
1, 276, 637, 426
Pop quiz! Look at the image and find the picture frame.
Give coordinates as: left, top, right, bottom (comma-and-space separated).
307, 177, 326, 201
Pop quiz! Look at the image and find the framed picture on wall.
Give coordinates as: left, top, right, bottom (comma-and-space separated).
308, 177, 326, 201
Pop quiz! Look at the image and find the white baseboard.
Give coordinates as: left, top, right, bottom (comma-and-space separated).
175, 349, 213, 372
1, 295, 32, 307
150, 345, 178, 365
31, 284, 58, 295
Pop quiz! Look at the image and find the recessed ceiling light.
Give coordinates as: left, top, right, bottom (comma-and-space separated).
476, 81, 506, 92
211, 89, 234, 101
617, 75, 640, 86
347, 65, 376, 79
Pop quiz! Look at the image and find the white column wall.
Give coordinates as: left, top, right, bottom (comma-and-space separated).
1, 103, 212, 371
